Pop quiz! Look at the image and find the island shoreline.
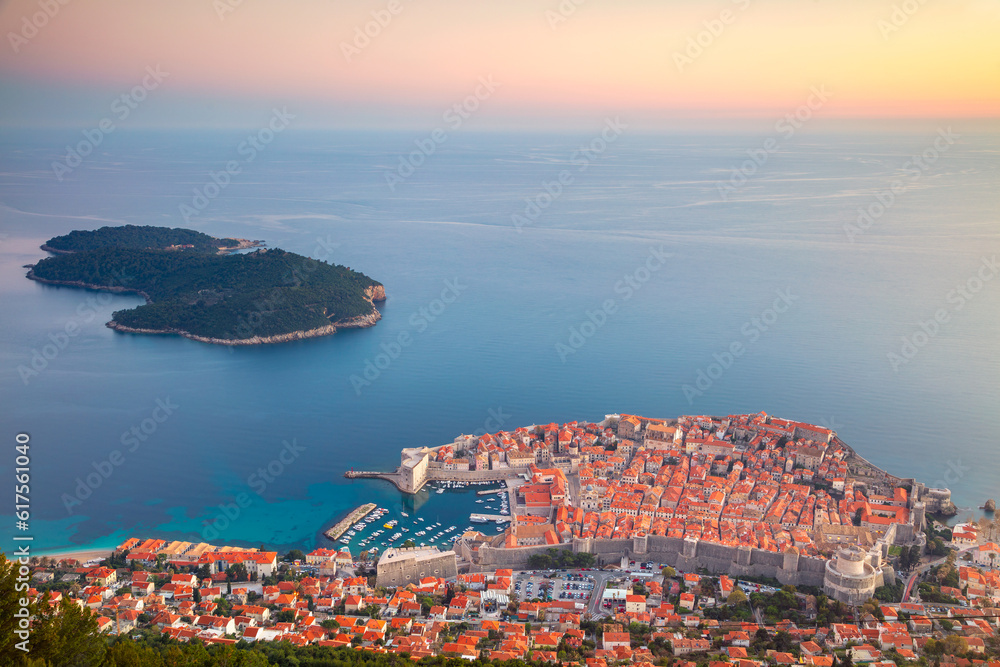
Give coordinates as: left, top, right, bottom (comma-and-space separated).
25, 268, 387, 346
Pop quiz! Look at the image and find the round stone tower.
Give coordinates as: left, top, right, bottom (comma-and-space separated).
823, 546, 879, 604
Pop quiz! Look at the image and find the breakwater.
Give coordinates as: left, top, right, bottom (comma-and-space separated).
324, 503, 377, 541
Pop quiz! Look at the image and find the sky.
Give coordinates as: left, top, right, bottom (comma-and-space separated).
0, 0, 998, 130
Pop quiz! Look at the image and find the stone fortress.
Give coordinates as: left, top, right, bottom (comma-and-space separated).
376, 545, 458, 588
464, 524, 902, 604
824, 545, 885, 605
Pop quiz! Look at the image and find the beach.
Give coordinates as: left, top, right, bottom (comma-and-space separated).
34, 548, 114, 563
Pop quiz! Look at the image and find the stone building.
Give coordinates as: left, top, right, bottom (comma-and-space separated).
376, 546, 457, 588
399, 447, 431, 493
617, 415, 642, 440
913, 483, 957, 515
822, 545, 887, 604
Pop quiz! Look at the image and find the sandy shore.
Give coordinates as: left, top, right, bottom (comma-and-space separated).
35, 548, 114, 563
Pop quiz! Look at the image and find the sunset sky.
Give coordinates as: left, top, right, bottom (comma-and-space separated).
1, 0, 998, 130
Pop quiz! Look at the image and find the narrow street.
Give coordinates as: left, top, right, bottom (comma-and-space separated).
903, 545, 976, 601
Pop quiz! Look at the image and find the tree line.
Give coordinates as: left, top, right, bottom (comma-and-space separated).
43, 225, 240, 253
31, 246, 382, 340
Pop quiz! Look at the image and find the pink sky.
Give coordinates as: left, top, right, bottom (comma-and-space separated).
1, 0, 997, 128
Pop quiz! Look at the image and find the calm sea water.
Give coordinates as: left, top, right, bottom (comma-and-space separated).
0, 128, 997, 555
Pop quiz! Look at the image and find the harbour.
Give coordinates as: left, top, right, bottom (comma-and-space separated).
327, 479, 511, 552
322, 503, 377, 541
469, 513, 511, 523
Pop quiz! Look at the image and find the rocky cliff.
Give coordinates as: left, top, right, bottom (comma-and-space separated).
366, 284, 387, 302
105, 321, 349, 346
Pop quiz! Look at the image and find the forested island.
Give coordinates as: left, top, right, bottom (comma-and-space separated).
26, 225, 386, 345
40, 225, 253, 254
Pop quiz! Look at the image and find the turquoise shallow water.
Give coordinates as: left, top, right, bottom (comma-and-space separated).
0, 129, 997, 554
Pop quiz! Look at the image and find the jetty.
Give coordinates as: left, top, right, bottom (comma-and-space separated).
476, 488, 507, 496
470, 513, 511, 523
344, 470, 408, 492
324, 503, 377, 541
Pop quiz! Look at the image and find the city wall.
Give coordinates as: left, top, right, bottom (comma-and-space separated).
475, 534, 828, 588
377, 550, 458, 588
427, 467, 523, 484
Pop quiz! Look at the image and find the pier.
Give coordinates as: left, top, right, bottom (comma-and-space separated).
470, 513, 511, 523
324, 503, 377, 541
344, 470, 407, 492
476, 488, 507, 496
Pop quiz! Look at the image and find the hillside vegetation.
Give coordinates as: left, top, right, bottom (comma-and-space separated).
29, 227, 384, 342
43, 224, 241, 253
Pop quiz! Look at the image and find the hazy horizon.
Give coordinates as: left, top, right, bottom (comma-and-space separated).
2, 0, 998, 131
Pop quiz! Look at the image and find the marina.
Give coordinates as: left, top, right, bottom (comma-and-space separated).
470, 513, 511, 523
322, 503, 377, 541
327, 480, 510, 551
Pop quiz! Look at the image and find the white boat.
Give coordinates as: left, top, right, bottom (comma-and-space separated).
436, 488, 444, 494
401, 511, 409, 517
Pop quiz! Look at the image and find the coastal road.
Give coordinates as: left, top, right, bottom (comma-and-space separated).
585, 570, 615, 618
584, 568, 664, 618
902, 545, 976, 601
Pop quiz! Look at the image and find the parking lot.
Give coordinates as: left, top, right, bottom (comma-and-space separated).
512, 571, 596, 604
552, 572, 595, 602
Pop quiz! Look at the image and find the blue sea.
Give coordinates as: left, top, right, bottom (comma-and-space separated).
0, 127, 997, 555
